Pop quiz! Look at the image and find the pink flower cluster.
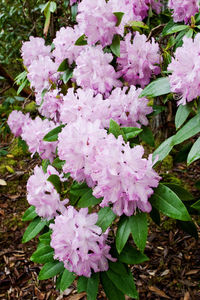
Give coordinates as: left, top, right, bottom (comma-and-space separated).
60, 86, 152, 128
117, 32, 161, 88
36, 89, 63, 122
52, 26, 83, 65
168, 0, 199, 23
58, 118, 160, 216
168, 34, 200, 105
27, 165, 67, 220
73, 46, 121, 95
21, 116, 58, 161
50, 206, 115, 277
21, 36, 51, 67
77, 0, 117, 47
7, 110, 30, 137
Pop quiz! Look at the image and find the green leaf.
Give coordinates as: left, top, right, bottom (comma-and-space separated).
101, 272, 125, 300
47, 174, 61, 193
39, 231, 52, 243
60, 269, 76, 292
107, 262, 138, 299
49, 1, 57, 13
149, 105, 166, 116
174, 142, 193, 163
187, 137, 200, 165
162, 20, 188, 36
150, 206, 160, 225
173, 114, 200, 146
153, 136, 174, 162
177, 220, 198, 240
175, 103, 193, 130
17, 79, 28, 95
191, 199, 200, 210
96, 207, 116, 232
71, 3, 78, 22
110, 34, 120, 57
113, 12, 124, 26
127, 20, 149, 29
163, 183, 193, 201
62, 68, 73, 84
22, 217, 48, 243
42, 159, 50, 173
22, 206, 37, 221
43, 125, 64, 142
87, 273, 99, 300
69, 182, 90, 205
185, 28, 193, 38
75, 34, 87, 45
150, 184, 191, 221
77, 189, 102, 208
116, 216, 131, 254
77, 276, 88, 293
57, 59, 68, 72
52, 157, 65, 169
139, 77, 171, 98
140, 126, 155, 147
109, 119, 126, 141
39, 261, 64, 280
118, 243, 149, 265
121, 127, 143, 140
129, 212, 148, 252
31, 244, 54, 263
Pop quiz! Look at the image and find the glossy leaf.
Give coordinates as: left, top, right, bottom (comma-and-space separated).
129, 212, 148, 252
47, 174, 61, 193
87, 273, 99, 300
43, 125, 64, 142
22, 206, 37, 221
177, 220, 198, 240
38, 261, 64, 280
110, 34, 120, 57
77, 189, 102, 208
116, 216, 131, 254
113, 12, 124, 26
191, 199, 200, 210
175, 103, 193, 130
107, 262, 138, 299
60, 269, 76, 292
139, 77, 171, 98
118, 244, 149, 264
150, 184, 191, 221
163, 183, 193, 201
77, 276, 88, 293
173, 114, 200, 146
153, 136, 174, 162
101, 272, 125, 300
75, 34, 87, 46
121, 127, 143, 140
22, 217, 48, 243
187, 137, 200, 165
31, 244, 54, 263
140, 126, 155, 147
96, 207, 116, 232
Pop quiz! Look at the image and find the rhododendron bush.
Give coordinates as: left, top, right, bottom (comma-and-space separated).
7, 0, 200, 298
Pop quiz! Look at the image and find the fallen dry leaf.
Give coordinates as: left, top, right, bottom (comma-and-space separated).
0, 179, 7, 186
69, 292, 86, 300
184, 291, 190, 300
148, 286, 170, 299
185, 269, 199, 275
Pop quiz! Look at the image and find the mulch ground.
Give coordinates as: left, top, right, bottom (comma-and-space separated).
0, 149, 200, 299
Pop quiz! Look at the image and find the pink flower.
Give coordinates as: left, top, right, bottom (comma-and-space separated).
117, 32, 161, 88
21, 36, 51, 67
36, 89, 63, 122
77, 0, 117, 47
168, 0, 199, 23
168, 34, 200, 105
73, 46, 122, 95
27, 55, 58, 92
21, 116, 58, 162
50, 206, 116, 277
27, 165, 67, 220
7, 110, 30, 137
105, 86, 152, 127
52, 26, 83, 65
58, 118, 107, 184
